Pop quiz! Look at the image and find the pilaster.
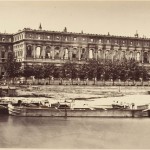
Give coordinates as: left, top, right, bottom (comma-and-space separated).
51, 46, 54, 59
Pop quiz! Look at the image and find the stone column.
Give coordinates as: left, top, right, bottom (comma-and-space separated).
33, 45, 36, 59
86, 48, 89, 60
24, 43, 27, 59
105, 45, 111, 60
111, 50, 115, 62
69, 46, 73, 60
78, 47, 81, 60
136, 48, 142, 62
95, 48, 98, 60
141, 49, 144, 63
134, 50, 137, 60
97, 50, 100, 60
121, 46, 127, 60
148, 51, 150, 63
51, 46, 55, 59
92, 49, 96, 60
60, 46, 64, 59
42, 45, 46, 59
5, 51, 8, 60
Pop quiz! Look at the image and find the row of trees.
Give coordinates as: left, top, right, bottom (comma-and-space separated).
4, 52, 150, 85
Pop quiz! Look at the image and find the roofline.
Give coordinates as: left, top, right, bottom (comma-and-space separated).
5, 28, 150, 41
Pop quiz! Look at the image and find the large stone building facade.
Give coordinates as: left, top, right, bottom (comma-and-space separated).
0, 33, 13, 76
13, 26, 150, 66
1, 25, 150, 76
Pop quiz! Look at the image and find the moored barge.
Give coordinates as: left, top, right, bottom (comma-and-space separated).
8, 101, 146, 118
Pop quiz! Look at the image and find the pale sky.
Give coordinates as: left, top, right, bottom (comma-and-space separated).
0, 1, 150, 38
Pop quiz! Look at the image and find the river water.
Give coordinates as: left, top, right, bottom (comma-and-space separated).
0, 116, 150, 149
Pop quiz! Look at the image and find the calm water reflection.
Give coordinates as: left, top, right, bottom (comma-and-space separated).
0, 116, 150, 149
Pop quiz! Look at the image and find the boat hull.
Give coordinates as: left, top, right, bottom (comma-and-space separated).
8, 105, 145, 117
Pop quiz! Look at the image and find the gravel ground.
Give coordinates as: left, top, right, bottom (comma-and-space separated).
9, 85, 150, 108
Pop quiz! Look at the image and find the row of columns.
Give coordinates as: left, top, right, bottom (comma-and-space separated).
24, 44, 150, 62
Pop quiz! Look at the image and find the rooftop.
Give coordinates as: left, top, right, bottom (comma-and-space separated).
14, 27, 150, 41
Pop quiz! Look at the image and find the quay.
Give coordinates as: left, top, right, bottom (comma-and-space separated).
0, 85, 150, 118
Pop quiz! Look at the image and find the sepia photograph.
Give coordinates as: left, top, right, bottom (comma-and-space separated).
1, 0, 150, 149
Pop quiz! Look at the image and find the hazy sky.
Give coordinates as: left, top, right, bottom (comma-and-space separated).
1, 1, 150, 38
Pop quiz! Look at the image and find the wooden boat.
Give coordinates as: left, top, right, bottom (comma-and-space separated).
8, 101, 145, 118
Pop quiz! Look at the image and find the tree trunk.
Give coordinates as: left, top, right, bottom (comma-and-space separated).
93, 79, 95, 85
113, 80, 115, 86
49, 77, 51, 85
12, 78, 15, 85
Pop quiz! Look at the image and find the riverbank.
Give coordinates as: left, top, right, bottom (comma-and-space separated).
16, 85, 150, 97
9, 85, 150, 108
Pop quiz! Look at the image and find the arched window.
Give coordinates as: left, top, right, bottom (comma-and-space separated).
64, 48, 69, 59
144, 52, 148, 63
26, 45, 32, 58
45, 46, 51, 58
137, 52, 140, 61
36, 46, 41, 58
81, 48, 85, 59
121, 51, 125, 59
97, 50, 101, 59
105, 50, 109, 59
54, 47, 60, 59
129, 51, 133, 59
72, 48, 77, 59
113, 50, 118, 60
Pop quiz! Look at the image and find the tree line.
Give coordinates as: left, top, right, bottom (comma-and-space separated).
4, 52, 150, 85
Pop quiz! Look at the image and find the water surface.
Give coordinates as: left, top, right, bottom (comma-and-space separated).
0, 116, 150, 149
